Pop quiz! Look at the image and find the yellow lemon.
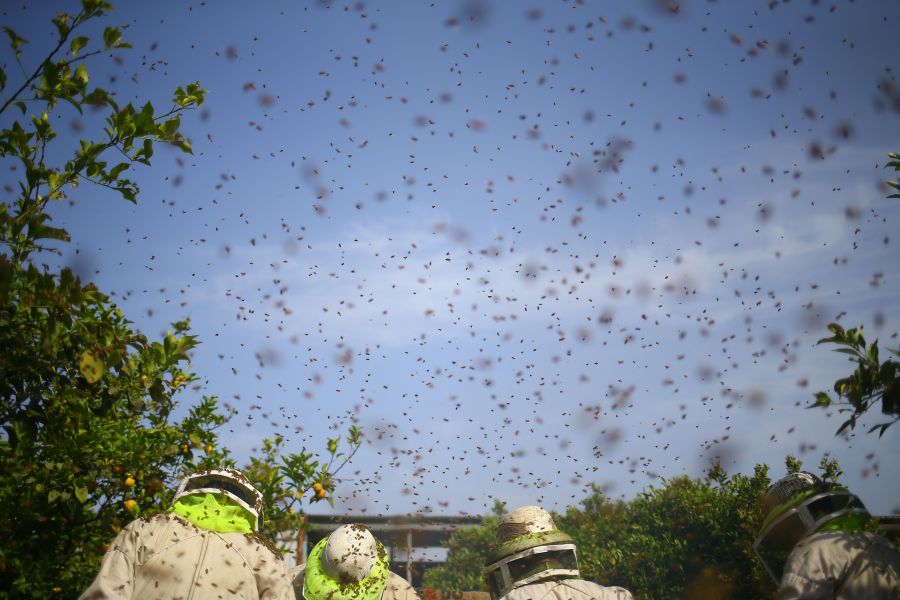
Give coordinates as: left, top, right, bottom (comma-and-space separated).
312, 482, 326, 500
124, 476, 135, 487
123, 499, 138, 513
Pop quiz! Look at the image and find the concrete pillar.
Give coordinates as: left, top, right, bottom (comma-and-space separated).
406, 529, 413, 584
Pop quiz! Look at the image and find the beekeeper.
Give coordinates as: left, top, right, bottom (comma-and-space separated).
754, 471, 900, 599
483, 505, 632, 600
291, 523, 419, 600
81, 468, 293, 599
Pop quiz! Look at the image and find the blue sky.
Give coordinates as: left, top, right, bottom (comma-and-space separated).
3, 0, 900, 518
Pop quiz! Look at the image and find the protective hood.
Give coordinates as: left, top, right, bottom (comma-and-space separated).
754, 488, 870, 582
304, 537, 389, 600
173, 469, 263, 530
170, 492, 255, 534
484, 531, 579, 599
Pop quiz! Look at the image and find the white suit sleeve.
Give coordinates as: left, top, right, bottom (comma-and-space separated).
777, 572, 833, 600
385, 572, 421, 600
79, 521, 142, 600
776, 534, 848, 600
253, 545, 295, 600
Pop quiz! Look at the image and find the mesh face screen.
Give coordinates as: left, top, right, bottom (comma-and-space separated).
762, 511, 809, 550
755, 511, 808, 581
486, 569, 504, 598
755, 490, 867, 582
806, 492, 863, 521
185, 476, 259, 508
506, 549, 578, 583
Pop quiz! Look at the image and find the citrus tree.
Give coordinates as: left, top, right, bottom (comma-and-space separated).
244, 426, 362, 545
0, 3, 360, 597
583, 464, 773, 600
811, 323, 899, 437
807, 154, 900, 437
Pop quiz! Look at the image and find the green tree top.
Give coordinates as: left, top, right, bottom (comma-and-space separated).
0, 0, 205, 266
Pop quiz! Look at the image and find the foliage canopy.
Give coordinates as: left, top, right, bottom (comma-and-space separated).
0, 3, 359, 597
424, 457, 850, 600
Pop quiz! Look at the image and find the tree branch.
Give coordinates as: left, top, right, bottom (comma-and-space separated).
0, 9, 86, 116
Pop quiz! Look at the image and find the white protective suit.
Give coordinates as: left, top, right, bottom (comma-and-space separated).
290, 565, 420, 600
500, 578, 632, 600
80, 512, 293, 600
777, 530, 900, 599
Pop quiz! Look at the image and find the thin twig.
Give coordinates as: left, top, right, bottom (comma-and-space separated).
0, 9, 87, 115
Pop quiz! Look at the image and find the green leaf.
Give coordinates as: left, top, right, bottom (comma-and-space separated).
133, 138, 154, 164
31, 112, 53, 140
70, 35, 89, 57
879, 361, 897, 383
30, 223, 70, 242
82, 0, 114, 14
836, 418, 855, 435
869, 422, 891, 437
811, 392, 831, 408
79, 350, 104, 383
108, 162, 130, 180
119, 185, 137, 203
62, 94, 84, 114
832, 348, 861, 357
160, 115, 180, 136
148, 379, 164, 402
133, 102, 155, 136
74, 485, 88, 504
102, 26, 121, 48
3, 26, 27, 56
52, 12, 72, 37
174, 139, 193, 154
84, 87, 118, 110
867, 342, 880, 365
826, 323, 845, 336
74, 64, 89, 86
173, 81, 207, 108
